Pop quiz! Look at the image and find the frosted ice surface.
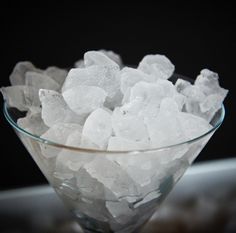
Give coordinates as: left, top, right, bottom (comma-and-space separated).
120, 67, 155, 94
178, 112, 212, 140
145, 98, 186, 148
82, 108, 112, 149
25, 71, 60, 91
62, 85, 107, 115
138, 54, 175, 79
17, 110, 48, 136
130, 80, 176, 106
99, 49, 123, 67
62, 65, 120, 100
83, 156, 139, 199
112, 107, 149, 142
107, 137, 149, 151
41, 123, 82, 145
175, 78, 191, 92
9, 61, 41, 86
134, 190, 161, 208
39, 89, 83, 127
40, 123, 82, 158
84, 51, 120, 67
44, 66, 68, 86
1, 85, 40, 111
106, 200, 134, 224
195, 69, 228, 96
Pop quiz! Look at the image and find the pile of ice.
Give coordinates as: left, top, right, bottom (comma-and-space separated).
1, 50, 228, 151
1, 50, 228, 230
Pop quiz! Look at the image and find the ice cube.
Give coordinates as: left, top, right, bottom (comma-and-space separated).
138, 54, 175, 79
106, 200, 135, 224
133, 190, 161, 208
82, 108, 112, 149
145, 98, 187, 148
1, 85, 40, 111
83, 156, 139, 199
55, 149, 94, 180
62, 65, 120, 100
9, 61, 42, 86
84, 51, 120, 67
175, 78, 191, 92
99, 49, 123, 67
39, 89, 84, 127
195, 69, 228, 97
120, 67, 156, 94
74, 59, 85, 68
129, 80, 176, 105
112, 107, 149, 142
178, 112, 212, 140
62, 85, 107, 115
17, 110, 48, 136
40, 123, 82, 158
25, 71, 60, 91
107, 136, 149, 151
44, 66, 68, 86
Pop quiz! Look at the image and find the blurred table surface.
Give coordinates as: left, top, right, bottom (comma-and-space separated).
0, 158, 236, 233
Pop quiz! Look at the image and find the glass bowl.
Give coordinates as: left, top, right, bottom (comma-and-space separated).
2, 75, 225, 233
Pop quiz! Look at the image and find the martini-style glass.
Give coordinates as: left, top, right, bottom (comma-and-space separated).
2, 76, 225, 233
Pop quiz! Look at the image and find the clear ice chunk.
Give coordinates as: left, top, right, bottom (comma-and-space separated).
44, 66, 68, 86
39, 89, 84, 127
17, 109, 48, 136
25, 71, 60, 91
9, 61, 42, 86
138, 54, 175, 79
1, 85, 40, 111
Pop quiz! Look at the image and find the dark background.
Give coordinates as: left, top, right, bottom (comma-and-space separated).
0, 4, 235, 190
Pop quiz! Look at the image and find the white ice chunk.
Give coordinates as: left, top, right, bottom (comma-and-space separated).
25, 71, 60, 91
112, 107, 149, 142
138, 54, 175, 79
107, 136, 149, 151
82, 108, 112, 149
44, 66, 68, 86
99, 49, 123, 67
62, 65, 120, 100
178, 112, 212, 140
145, 98, 186, 148
9, 61, 42, 86
39, 89, 84, 127
195, 69, 228, 97
175, 78, 191, 92
1, 85, 40, 111
130, 80, 176, 105
120, 67, 156, 94
74, 59, 85, 68
84, 51, 120, 67
62, 85, 107, 115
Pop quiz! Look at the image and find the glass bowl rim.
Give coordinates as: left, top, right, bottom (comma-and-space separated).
3, 101, 225, 154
